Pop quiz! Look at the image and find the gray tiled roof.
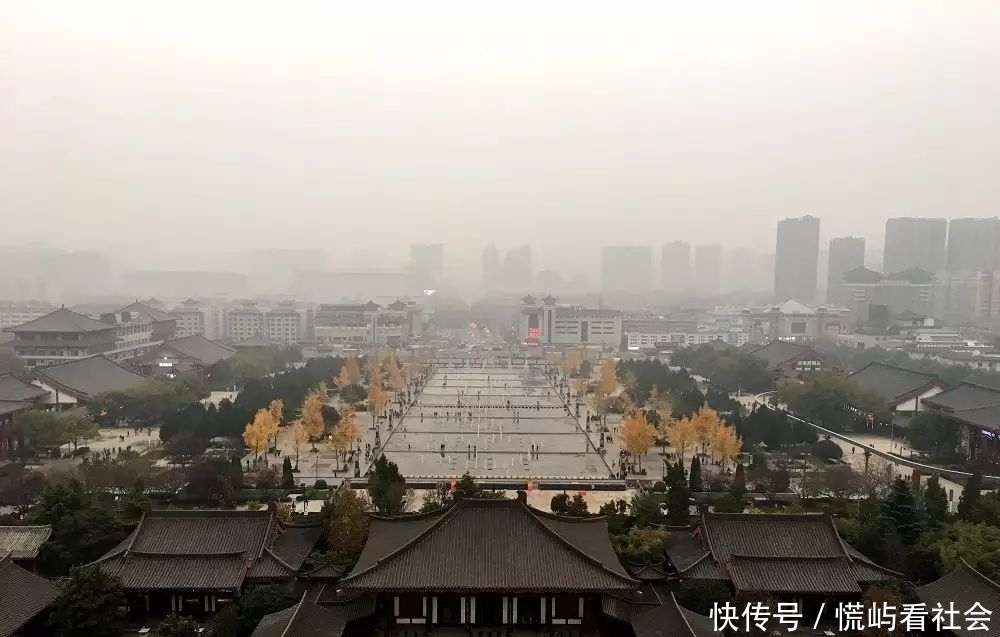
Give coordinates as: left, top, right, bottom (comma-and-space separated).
842, 266, 884, 284
605, 586, 714, 637
0, 552, 58, 637
674, 513, 900, 593
162, 334, 236, 365
269, 524, 324, 572
94, 509, 315, 592
728, 555, 862, 594
33, 355, 145, 399
101, 553, 249, 591
629, 563, 668, 581
0, 374, 49, 403
886, 267, 934, 284
923, 382, 1000, 432
340, 499, 639, 592
748, 340, 822, 369
0, 526, 52, 560
917, 559, 1000, 636
4, 307, 113, 333
848, 362, 942, 406
0, 401, 31, 417
252, 594, 367, 637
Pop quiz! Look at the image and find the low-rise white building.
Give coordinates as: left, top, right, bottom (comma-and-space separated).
314, 300, 423, 348
0, 301, 53, 330
518, 295, 621, 347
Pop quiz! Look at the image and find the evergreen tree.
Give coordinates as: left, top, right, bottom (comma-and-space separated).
665, 461, 691, 525
688, 455, 703, 492
924, 473, 949, 524
880, 476, 923, 545
280, 456, 295, 489
958, 472, 983, 522
367, 456, 408, 515
731, 463, 747, 498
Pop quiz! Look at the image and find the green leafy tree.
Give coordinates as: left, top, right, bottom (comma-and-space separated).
62, 414, 100, 452
598, 499, 632, 536
49, 565, 126, 637
934, 521, 1000, 582
612, 526, 668, 564
675, 580, 732, 615
31, 480, 128, 576
711, 493, 744, 513
629, 492, 666, 527
958, 472, 983, 522
688, 455, 703, 492
924, 473, 949, 525
14, 410, 69, 454
880, 476, 924, 545
777, 373, 889, 429
906, 413, 961, 458
238, 584, 299, 627
324, 487, 371, 565
156, 614, 200, 637
367, 455, 409, 515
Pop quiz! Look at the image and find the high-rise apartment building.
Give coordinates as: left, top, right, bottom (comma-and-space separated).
503, 245, 533, 288
947, 218, 1000, 272
482, 245, 501, 290
660, 242, 692, 290
883, 218, 946, 275
774, 215, 820, 303
827, 237, 866, 306
694, 244, 723, 295
409, 243, 445, 286
601, 246, 653, 292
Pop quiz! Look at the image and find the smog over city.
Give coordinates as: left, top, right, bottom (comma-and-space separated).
4, 2, 1000, 299
6, 6, 1000, 636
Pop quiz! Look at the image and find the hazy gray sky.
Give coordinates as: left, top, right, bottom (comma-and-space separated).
3, 1, 1000, 278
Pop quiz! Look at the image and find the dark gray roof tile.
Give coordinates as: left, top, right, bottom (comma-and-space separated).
848, 362, 942, 406
0, 552, 58, 637
0, 526, 52, 560
917, 559, 1000, 636
340, 499, 638, 592
0, 374, 49, 402
33, 355, 145, 399
160, 334, 236, 365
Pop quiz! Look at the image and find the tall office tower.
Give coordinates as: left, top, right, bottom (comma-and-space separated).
503, 245, 534, 289
694, 244, 723, 295
883, 217, 947, 275
827, 237, 866, 306
660, 241, 692, 290
774, 215, 820, 303
601, 246, 653, 292
947, 218, 1000, 272
409, 243, 445, 286
482, 245, 501, 289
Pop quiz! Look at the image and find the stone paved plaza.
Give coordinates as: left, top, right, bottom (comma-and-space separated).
379, 366, 614, 480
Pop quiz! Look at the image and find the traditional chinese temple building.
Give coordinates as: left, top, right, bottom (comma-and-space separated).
320, 497, 713, 636
665, 512, 900, 613
92, 507, 322, 618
